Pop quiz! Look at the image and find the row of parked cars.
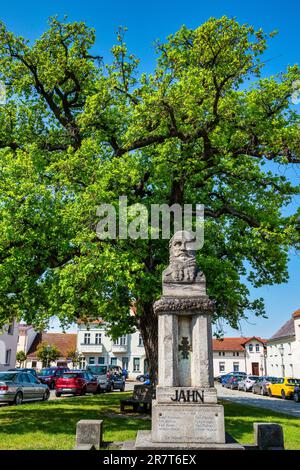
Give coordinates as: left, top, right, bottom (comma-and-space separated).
0, 365, 126, 405
218, 372, 300, 401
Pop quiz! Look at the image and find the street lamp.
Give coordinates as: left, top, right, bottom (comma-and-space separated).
279, 345, 285, 378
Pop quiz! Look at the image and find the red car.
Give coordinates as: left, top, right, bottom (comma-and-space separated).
37, 367, 69, 390
55, 371, 100, 397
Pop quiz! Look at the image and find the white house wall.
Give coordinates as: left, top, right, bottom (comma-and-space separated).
77, 324, 147, 379
0, 321, 19, 371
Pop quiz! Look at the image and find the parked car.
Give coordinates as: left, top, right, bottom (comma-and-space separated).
267, 377, 300, 399
238, 375, 259, 392
224, 375, 244, 390
252, 376, 278, 395
294, 385, 300, 402
221, 372, 246, 386
0, 371, 49, 405
37, 367, 69, 389
136, 373, 149, 383
86, 365, 125, 391
8, 368, 38, 378
55, 371, 100, 397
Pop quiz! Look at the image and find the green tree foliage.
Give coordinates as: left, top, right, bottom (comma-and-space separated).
36, 343, 60, 367
66, 349, 80, 367
0, 17, 299, 372
16, 350, 27, 367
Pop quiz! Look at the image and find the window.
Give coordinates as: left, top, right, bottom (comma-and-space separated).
133, 358, 140, 372
32, 361, 37, 368
95, 333, 101, 345
138, 334, 143, 347
84, 333, 91, 345
249, 344, 253, 352
28, 374, 39, 384
7, 323, 14, 335
218, 351, 225, 356
111, 357, 117, 366
219, 362, 225, 372
97, 357, 105, 365
5, 349, 11, 365
233, 352, 239, 356
233, 362, 239, 372
20, 373, 30, 383
88, 357, 95, 365
122, 357, 129, 369
114, 336, 127, 346
255, 344, 260, 352
79, 357, 86, 369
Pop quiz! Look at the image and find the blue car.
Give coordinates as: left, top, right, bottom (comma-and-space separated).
221, 372, 246, 386
294, 385, 300, 402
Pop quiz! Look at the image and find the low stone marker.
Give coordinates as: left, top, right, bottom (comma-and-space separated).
75, 419, 103, 450
254, 423, 284, 450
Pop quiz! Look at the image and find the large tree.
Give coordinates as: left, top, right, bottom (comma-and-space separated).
0, 16, 299, 375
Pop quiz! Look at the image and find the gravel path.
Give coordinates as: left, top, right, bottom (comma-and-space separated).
216, 383, 300, 418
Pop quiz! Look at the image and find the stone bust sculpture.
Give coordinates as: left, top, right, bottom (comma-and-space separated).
163, 230, 204, 284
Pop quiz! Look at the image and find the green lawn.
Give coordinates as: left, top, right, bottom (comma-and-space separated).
0, 393, 299, 450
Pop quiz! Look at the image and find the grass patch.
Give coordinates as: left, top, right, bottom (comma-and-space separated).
0, 392, 150, 450
222, 400, 300, 450
0, 393, 299, 450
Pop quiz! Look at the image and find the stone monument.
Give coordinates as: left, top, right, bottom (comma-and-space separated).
134, 230, 241, 450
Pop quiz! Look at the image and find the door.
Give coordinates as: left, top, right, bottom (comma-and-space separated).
20, 373, 35, 399
28, 373, 44, 399
252, 363, 259, 375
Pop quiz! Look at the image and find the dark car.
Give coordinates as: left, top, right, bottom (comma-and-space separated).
224, 375, 244, 390
37, 367, 69, 390
55, 371, 100, 397
86, 365, 125, 392
0, 371, 49, 405
294, 385, 300, 402
136, 373, 149, 383
252, 376, 278, 395
8, 368, 38, 378
221, 372, 246, 386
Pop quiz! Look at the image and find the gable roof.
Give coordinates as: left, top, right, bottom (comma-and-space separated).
292, 309, 300, 319
212, 337, 266, 352
27, 333, 77, 358
269, 318, 295, 341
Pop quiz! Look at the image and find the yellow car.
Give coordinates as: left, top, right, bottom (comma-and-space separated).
267, 377, 300, 399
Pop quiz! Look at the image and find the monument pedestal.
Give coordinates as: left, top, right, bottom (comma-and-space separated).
134, 431, 244, 450
132, 231, 243, 450
152, 401, 225, 443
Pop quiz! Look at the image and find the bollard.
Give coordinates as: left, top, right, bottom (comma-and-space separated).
75, 419, 103, 450
254, 422, 284, 450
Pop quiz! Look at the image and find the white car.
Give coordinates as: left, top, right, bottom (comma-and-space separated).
238, 375, 259, 392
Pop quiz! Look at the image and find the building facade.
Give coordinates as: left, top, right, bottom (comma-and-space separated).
266, 309, 300, 378
25, 332, 77, 369
213, 337, 267, 377
17, 324, 37, 355
0, 321, 19, 371
77, 321, 147, 379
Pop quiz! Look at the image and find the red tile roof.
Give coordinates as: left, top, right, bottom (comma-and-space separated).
292, 309, 300, 319
27, 333, 77, 358
213, 337, 266, 351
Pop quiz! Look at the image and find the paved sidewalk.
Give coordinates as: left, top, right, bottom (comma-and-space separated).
216, 383, 300, 418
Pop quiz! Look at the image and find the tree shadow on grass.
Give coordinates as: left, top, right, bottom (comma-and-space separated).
222, 400, 300, 447
0, 392, 150, 439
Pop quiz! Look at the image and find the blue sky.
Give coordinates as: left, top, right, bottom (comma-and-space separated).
1, 0, 299, 338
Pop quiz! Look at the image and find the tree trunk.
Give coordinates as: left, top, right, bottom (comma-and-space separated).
138, 301, 158, 384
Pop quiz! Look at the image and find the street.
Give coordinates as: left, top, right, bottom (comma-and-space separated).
216, 383, 300, 418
